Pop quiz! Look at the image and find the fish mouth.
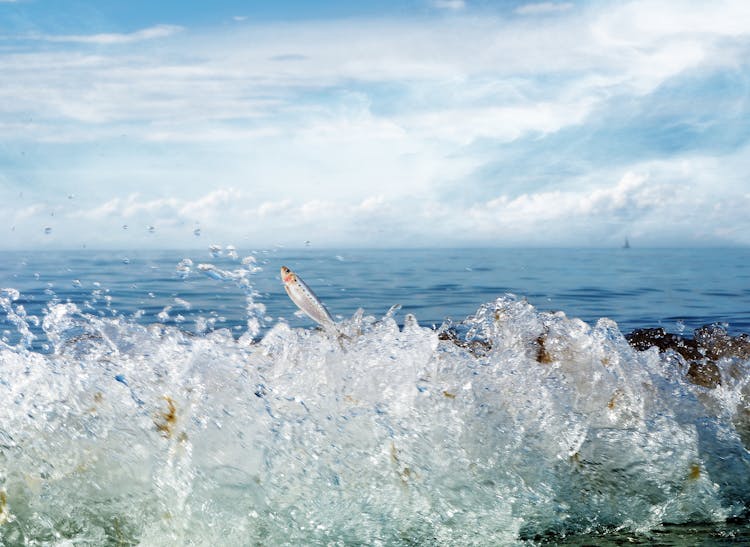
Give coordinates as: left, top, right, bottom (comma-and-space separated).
280, 266, 294, 283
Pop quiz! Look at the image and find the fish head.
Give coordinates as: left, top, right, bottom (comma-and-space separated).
280, 266, 296, 284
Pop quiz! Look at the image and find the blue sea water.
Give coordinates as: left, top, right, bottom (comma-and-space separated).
1, 247, 749, 545
2, 247, 749, 348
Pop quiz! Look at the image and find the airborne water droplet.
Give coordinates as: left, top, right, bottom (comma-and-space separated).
43, 226, 52, 234
176, 258, 193, 279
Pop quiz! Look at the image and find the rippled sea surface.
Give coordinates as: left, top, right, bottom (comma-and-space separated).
1, 247, 749, 545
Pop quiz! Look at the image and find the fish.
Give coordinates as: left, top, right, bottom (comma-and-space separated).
280, 266, 335, 328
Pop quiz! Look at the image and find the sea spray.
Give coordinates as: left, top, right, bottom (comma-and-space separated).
0, 292, 749, 544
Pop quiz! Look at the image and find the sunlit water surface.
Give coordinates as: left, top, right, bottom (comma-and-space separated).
1, 247, 749, 545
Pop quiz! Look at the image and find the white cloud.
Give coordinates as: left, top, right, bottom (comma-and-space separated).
2, 1, 750, 249
257, 200, 292, 218
5, 143, 750, 249
39, 24, 183, 45
515, 3, 574, 16
593, 0, 750, 41
357, 195, 386, 212
178, 188, 242, 218
14, 204, 47, 220
432, 0, 466, 10
2, 2, 741, 148
400, 99, 594, 145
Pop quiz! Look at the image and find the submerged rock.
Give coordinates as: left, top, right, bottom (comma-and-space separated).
441, 319, 750, 391
626, 324, 750, 388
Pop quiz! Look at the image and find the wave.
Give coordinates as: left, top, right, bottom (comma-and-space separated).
1, 292, 749, 545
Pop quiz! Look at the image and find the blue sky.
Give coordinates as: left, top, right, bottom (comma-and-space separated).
1, 0, 749, 249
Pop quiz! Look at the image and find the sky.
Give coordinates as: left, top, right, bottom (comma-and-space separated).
1, 0, 749, 249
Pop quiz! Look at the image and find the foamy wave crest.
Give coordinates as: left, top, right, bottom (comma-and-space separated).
1, 295, 749, 544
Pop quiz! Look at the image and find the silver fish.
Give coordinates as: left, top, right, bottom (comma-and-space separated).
280, 266, 335, 328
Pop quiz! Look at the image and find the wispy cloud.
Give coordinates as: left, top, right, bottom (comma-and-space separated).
432, 0, 466, 10
38, 24, 183, 45
515, 2, 574, 16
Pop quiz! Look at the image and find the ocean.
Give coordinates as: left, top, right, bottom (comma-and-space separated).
1, 247, 749, 545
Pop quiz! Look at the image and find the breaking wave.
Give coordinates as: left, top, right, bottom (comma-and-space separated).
1, 287, 750, 544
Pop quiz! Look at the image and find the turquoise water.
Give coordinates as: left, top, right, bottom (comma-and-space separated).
0, 247, 749, 545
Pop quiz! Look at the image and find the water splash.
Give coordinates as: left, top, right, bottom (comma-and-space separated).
193, 255, 264, 337
0, 292, 749, 545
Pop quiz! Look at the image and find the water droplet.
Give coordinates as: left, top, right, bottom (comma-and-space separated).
193, 228, 201, 237
122, 257, 130, 264
176, 258, 193, 279
147, 225, 155, 233
122, 224, 128, 230
157, 305, 172, 322
43, 226, 52, 234
209, 244, 222, 258
72, 279, 82, 288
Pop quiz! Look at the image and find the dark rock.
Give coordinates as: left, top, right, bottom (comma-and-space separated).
437, 328, 492, 356
627, 324, 750, 389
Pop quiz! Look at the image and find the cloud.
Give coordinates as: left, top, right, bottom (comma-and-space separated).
5, 142, 750, 249
432, 0, 466, 10
2, 1, 750, 248
269, 53, 309, 62
39, 24, 183, 45
515, 3, 574, 16
179, 188, 242, 218
400, 99, 594, 145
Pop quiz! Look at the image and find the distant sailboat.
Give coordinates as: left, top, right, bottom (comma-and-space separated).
623, 237, 631, 249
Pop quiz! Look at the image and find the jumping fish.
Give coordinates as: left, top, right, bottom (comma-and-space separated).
280, 266, 335, 328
